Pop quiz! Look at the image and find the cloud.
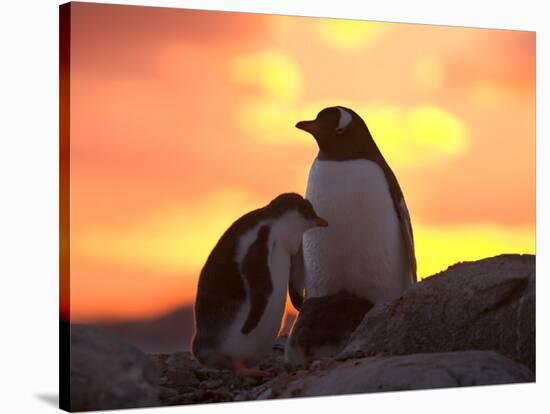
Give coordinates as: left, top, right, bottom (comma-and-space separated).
229, 50, 308, 146
232, 100, 327, 147
365, 105, 469, 167
229, 50, 303, 102
229, 49, 468, 166
316, 19, 386, 51
233, 98, 469, 168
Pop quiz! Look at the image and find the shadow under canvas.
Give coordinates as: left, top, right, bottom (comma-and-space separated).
35, 393, 59, 408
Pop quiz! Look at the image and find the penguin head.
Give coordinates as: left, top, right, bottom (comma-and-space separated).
296, 106, 374, 160
267, 193, 328, 253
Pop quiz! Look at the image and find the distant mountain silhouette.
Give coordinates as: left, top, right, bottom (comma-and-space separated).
88, 304, 297, 354
90, 306, 195, 353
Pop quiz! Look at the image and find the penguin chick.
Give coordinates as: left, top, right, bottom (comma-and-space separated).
192, 193, 328, 377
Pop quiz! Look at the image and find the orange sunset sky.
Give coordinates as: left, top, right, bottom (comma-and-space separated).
67, 2, 535, 322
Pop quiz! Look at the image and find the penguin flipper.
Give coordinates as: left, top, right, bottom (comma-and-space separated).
240, 225, 273, 335
289, 242, 305, 311
379, 163, 418, 284
397, 197, 417, 284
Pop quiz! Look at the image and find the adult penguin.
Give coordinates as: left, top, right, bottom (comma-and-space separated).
290, 106, 416, 310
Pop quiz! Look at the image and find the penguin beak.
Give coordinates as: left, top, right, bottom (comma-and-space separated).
296, 120, 319, 135
314, 216, 329, 227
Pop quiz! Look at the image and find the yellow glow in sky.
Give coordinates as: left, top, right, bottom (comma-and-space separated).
73, 191, 535, 285
229, 50, 303, 102
74, 190, 264, 275
68, 3, 535, 321
317, 19, 385, 50
415, 223, 535, 278
365, 105, 469, 166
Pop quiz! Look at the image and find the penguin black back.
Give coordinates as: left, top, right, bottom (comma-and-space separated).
193, 207, 264, 352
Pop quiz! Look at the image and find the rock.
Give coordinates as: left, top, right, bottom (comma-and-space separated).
68, 255, 536, 409
204, 379, 224, 389
252, 351, 533, 398
343, 254, 535, 371
154, 352, 201, 393
151, 345, 284, 405
70, 325, 160, 411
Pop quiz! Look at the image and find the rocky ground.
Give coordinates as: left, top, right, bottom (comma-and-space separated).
152, 336, 289, 406
68, 254, 535, 411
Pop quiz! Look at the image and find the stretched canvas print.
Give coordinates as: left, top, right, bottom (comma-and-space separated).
59, 2, 536, 411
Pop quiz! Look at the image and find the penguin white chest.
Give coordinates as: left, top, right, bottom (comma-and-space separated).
255, 236, 290, 341
222, 225, 289, 365
303, 159, 408, 302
